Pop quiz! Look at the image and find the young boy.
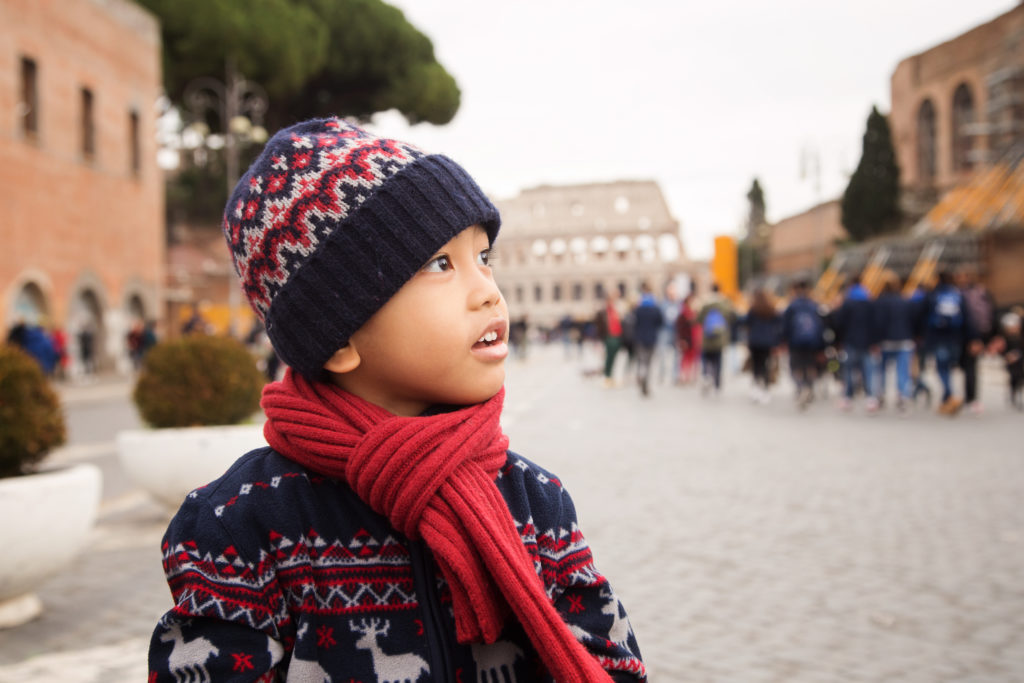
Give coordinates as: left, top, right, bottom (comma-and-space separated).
148, 118, 646, 682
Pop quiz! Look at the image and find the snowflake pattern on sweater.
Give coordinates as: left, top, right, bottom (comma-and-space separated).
149, 447, 646, 682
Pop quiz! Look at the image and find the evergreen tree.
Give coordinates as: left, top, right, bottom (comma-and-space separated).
746, 177, 766, 239
841, 106, 901, 241
739, 177, 768, 288
137, 0, 461, 128
138, 0, 462, 226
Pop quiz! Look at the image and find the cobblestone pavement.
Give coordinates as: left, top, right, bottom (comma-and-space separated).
1, 344, 1021, 682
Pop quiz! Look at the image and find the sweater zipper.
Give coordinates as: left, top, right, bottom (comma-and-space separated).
409, 539, 456, 682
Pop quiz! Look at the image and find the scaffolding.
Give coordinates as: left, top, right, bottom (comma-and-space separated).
860, 246, 892, 297
902, 241, 944, 296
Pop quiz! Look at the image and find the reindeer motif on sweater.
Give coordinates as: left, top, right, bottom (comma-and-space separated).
148, 449, 646, 682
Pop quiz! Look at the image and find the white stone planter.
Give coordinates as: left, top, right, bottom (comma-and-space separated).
0, 463, 102, 628
117, 424, 267, 510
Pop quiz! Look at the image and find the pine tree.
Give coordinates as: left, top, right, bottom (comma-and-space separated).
138, 0, 461, 128
746, 178, 766, 239
739, 178, 767, 288
841, 106, 901, 241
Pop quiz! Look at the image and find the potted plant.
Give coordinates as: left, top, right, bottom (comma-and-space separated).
117, 334, 267, 510
0, 344, 101, 628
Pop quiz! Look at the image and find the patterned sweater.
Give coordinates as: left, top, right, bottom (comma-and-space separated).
149, 447, 646, 682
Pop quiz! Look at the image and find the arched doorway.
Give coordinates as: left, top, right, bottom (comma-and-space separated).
917, 99, 937, 184
127, 293, 146, 324
952, 83, 975, 173
10, 281, 49, 327
70, 288, 105, 375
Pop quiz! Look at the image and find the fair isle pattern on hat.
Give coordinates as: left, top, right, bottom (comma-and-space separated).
225, 119, 424, 319
222, 117, 500, 378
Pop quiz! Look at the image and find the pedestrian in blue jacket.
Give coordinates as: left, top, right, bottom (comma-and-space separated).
782, 280, 826, 408
738, 288, 781, 403
874, 274, 921, 411
631, 282, 665, 397
925, 270, 978, 415
833, 276, 880, 411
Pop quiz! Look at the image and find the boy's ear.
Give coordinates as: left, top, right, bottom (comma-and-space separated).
323, 343, 362, 374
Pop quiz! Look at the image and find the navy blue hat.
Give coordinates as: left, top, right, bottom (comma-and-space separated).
223, 118, 501, 378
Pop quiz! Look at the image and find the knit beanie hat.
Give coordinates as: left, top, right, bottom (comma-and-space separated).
222, 118, 501, 378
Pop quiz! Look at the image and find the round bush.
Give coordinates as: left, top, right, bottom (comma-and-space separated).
133, 335, 265, 428
0, 344, 66, 478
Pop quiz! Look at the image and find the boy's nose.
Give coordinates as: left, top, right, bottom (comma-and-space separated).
467, 267, 502, 309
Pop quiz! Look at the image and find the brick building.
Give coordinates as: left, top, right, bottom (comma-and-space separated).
888, 4, 1024, 306
890, 4, 1024, 204
765, 5, 1024, 306
491, 180, 693, 330
0, 0, 164, 374
764, 200, 846, 280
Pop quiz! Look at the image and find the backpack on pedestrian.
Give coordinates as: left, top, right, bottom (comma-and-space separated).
930, 287, 964, 331
702, 307, 728, 346
790, 306, 823, 348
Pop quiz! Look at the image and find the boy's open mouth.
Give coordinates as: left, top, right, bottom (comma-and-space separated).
474, 330, 500, 348
473, 320, 507, 351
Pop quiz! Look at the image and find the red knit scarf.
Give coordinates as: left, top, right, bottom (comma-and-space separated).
261, 369, 613, 682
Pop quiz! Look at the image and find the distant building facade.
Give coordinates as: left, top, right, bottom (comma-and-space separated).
491, 180, 691, 329
890, 4, 1024, 205
0, 0, 164, 374
764, 200, 847, 280
764, 6, 1024, 295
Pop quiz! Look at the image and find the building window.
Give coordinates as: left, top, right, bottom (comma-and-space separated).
81, 88, 96, 159
917, 99, 937, 183
19, 56, 39, 138
594, 282, 605, 300
534, 284, 543, 303
658, 234, 681, 262
553, 284, 562, 302
515, 285, 524, 304
951, 83, 975, 173
129, 109, 142, 175
572, 282, 584, 301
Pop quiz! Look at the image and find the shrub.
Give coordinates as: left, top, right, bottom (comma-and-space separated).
0, 344, 67, 478
133, 335, 265, 428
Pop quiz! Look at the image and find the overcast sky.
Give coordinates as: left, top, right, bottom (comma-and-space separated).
368, 1, 1014, 259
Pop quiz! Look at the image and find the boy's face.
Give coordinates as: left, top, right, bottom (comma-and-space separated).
330, 225, 509, 416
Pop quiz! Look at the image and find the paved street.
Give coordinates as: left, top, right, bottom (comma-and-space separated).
1, 344, 1022, 682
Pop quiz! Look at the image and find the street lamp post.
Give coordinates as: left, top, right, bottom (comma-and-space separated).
800, 145, 825, 280
182, 60, 268, 337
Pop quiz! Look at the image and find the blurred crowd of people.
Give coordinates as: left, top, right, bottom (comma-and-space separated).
586, 268, 1023, 415
6, 317, 157, 380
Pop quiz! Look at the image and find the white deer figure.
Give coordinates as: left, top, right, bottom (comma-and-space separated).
350, 618, 429, 683
600, 587, 633, 647
159, 622, 221, 683
470, 640, 524, 683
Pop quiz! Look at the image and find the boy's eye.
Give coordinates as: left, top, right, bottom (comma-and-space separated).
422, 254, 452, 273
478, 248, 493, 267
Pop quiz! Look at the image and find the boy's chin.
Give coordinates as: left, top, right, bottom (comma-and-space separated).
445, 377, 506, 408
